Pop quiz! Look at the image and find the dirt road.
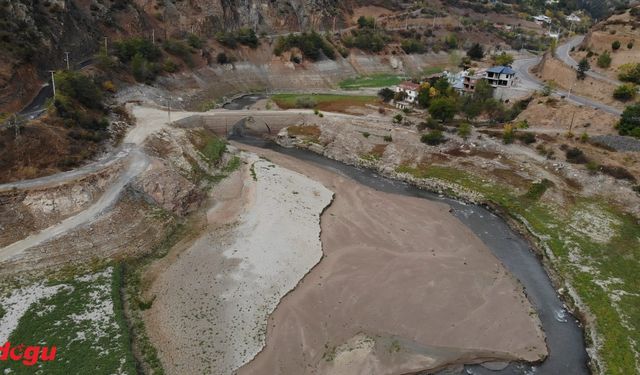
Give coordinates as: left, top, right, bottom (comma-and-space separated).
0, 149, 149, 263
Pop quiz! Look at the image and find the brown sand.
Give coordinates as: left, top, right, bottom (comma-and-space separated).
235, 143, 547, 375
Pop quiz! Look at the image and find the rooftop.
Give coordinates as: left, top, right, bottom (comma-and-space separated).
398, 81, 420, 91
487, 66, 516, 75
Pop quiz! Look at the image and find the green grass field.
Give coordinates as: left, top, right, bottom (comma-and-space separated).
338, 74, 406, 90
3, 265, 136, 374
396, 164, 640, 374
271, 93, 378, 111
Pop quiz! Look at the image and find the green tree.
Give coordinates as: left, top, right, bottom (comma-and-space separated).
458, 123, 472, 139
429, 97, 458, 122
421, 129, 446, 145
612, 40, 621, 50
357, 16, 375, 29
473, 79, 494, 102
444, 34, 458, 49
577, 57, 590, 80
597, 50, 612, 68
613, 84, 637, 101
617, 104, 640, 137
492, 52, 514, 66
377, 88, 395, 102
467, 43, 484, 60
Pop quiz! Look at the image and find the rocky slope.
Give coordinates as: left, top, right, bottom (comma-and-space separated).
0, 0, 400, 113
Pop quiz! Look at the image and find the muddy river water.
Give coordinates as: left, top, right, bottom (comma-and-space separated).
232, 132, 590, 375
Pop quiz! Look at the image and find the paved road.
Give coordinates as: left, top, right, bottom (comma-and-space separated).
512, 51, 622, 115
555, 35, 622, 86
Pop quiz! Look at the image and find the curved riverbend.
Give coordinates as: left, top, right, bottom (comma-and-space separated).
232, 135, 589, 375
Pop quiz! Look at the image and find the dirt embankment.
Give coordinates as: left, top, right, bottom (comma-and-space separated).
0, 162, 122, 248
515, 95, 619, 135
577, 9, 640, 78
533, 53, 621, 109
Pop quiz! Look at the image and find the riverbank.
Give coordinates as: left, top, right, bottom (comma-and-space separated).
233, 142, 548, 375
274, 125, 639, 374
141, 152, 333, 374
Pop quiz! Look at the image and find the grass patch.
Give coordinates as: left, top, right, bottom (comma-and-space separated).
4, 266, 137, 374
124, 219, 188, 375
423, 66, 444, 75
223, 156, 242, 173
271, 94, 378, 112
338, 74, 405, 90
395, 163, 640, 374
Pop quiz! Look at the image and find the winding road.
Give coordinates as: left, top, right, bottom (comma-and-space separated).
512, 51, 622, 115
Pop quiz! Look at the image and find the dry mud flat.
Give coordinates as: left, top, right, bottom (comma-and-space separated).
236, 145, 547, 375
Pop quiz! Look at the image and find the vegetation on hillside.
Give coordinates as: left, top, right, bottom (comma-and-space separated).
274, 32, 335, 61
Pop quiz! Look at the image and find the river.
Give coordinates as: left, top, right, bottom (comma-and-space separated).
231, 133, 589, 375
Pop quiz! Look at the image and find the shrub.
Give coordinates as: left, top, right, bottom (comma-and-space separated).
55, 71, 103, 110
131, 53, 160, 83
275, 32, 336, 60
378, 88, 395, 102
613, 84, 637, 101
401, 39, 425, 54
565, 147, 588, 163
612, 40, 621, 50
421, 130, 446, 145
597, 51, 612, 68
458, 123, 471, 139
617, 104, 640, 137
518, 131, 536, 144
618, 63, 640, 83
428, 97, 458, 122
466, 43, 484, 60
503, 123, 514, 144
599, 165, 636, 181
295, 97, 317, 109
216, 52, 229, 64
216, 28, 259, 49
577, 57, 590, 80
163, 60, 179, 73
362, 132, 370, 138
163, 39, 193, 67
342, 29, 388, 53
393, 114, 403, 123
524, 178, 553, 201
492, 52, 514, 66
187, 33, 203, 49
628, 41, 634, 49
114, 37, 162, 63
384, 135, 393, 142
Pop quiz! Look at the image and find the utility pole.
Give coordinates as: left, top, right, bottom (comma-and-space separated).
64, 52, 70, 70
49, 70, 56, 98
103, 37, 108, 53
152, 29, 155, 45
569, 109, 576, 135
167, 96, 172, 124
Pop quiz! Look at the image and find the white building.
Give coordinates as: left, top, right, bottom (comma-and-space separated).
393, 81, 420, 103
533, 15, 552, 24
484, 66, 516, 87
566, 14, 581, 22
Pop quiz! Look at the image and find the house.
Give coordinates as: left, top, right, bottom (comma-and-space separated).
533, 15, 552, 24
393, 81, 420, 103
547, 30, 560, 39
462, 69, 486, 93
443, 70, 466, 93
484, 66, 516, 87
566, 14, 581, 22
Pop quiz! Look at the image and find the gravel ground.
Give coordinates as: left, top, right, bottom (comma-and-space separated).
591, 135, 640, 152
